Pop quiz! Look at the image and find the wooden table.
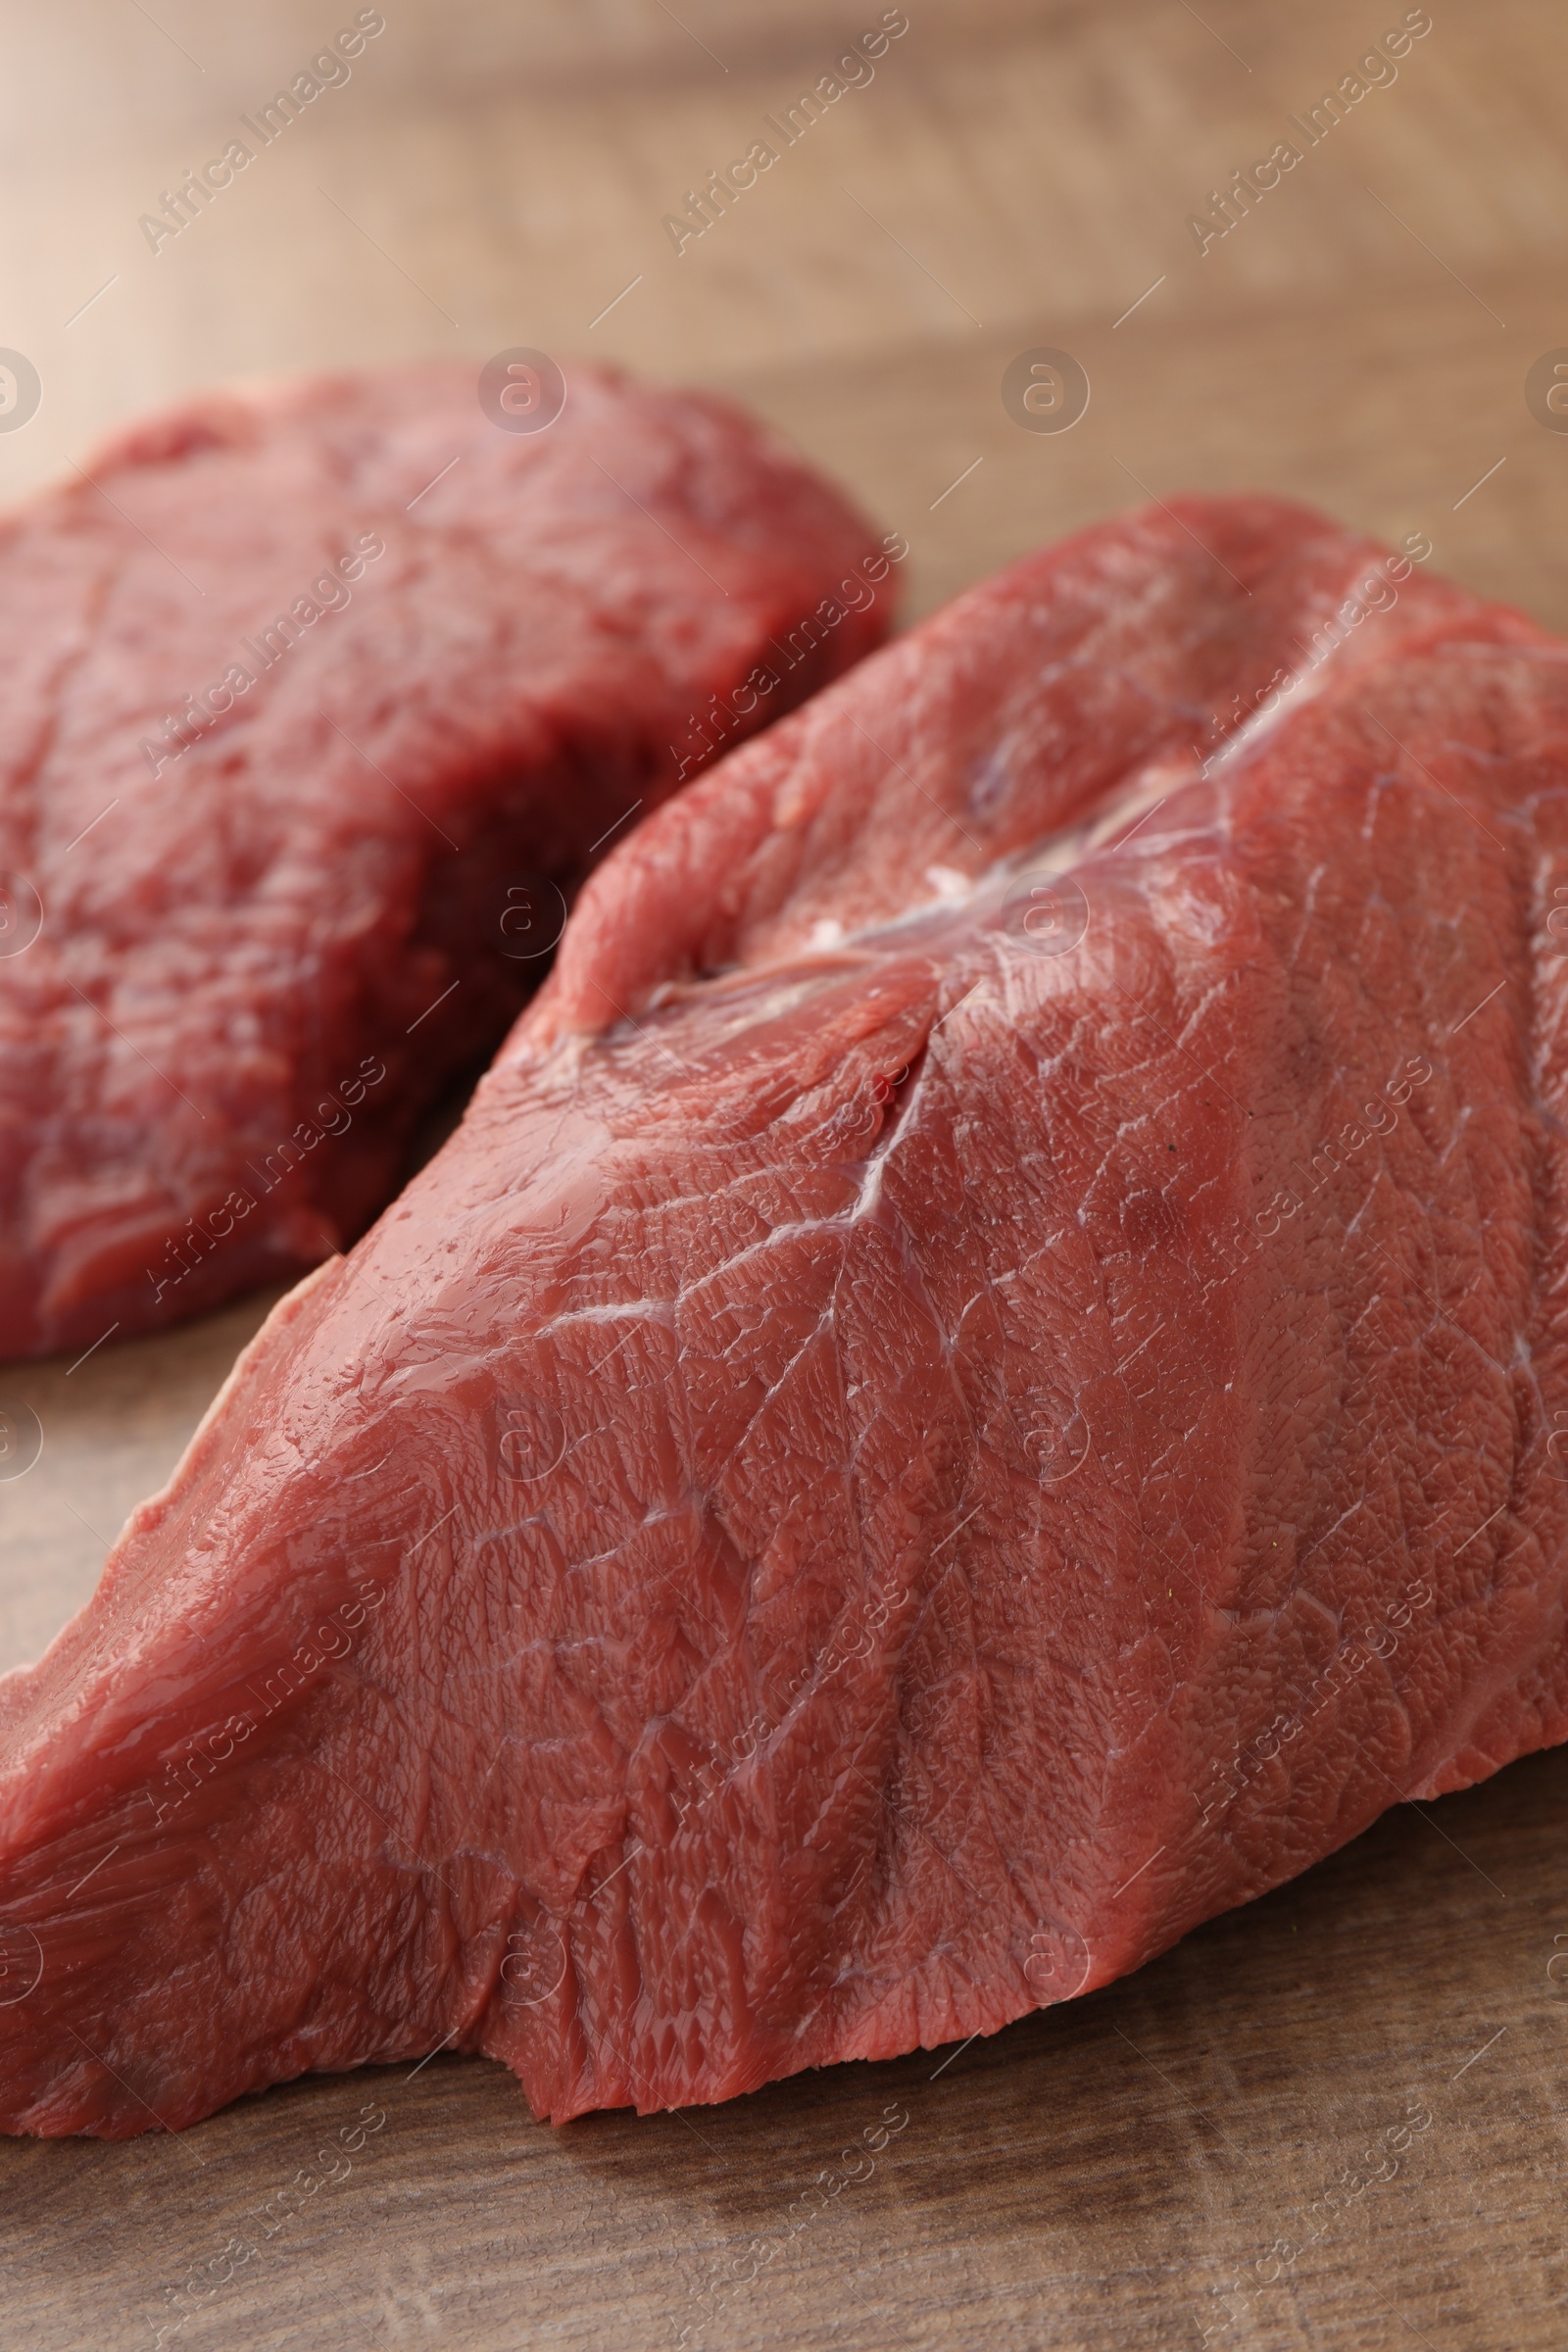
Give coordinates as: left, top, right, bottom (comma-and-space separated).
2, 2, 1566, 2343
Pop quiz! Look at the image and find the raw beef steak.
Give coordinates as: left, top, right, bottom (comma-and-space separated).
0, 360, 891, 1359
0, 494, 1561, 2139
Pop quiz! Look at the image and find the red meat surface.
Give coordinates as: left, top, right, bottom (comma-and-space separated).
0, 493, 1563, 2139
0, 360, 890, 1359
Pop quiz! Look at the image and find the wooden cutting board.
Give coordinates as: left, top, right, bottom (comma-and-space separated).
3, 2, 1567, 2344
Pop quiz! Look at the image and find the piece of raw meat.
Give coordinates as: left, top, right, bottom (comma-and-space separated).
1, 493, 1562, 2140
0, 359, 891, 1360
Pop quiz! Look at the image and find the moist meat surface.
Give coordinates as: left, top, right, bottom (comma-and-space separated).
0, 495, 1561, 2138
0, 359, 888, 1357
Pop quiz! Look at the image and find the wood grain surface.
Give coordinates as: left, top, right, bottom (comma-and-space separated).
2, 2, 1567, 2345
